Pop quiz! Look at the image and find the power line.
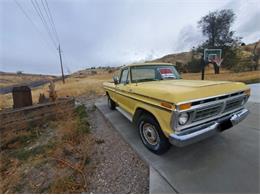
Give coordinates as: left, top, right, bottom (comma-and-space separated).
34, 0, 58, 46
14, 0, 56, 52
41, 0, 65, 82
30, 0, 57, 48
31, 0, 57, 47
42, 0, 60, 44
40, 0, 59, 44
15, 0, 66, 82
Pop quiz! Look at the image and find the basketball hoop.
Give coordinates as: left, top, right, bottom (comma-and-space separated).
211, 57, 223, 67
204, 49, 223, 66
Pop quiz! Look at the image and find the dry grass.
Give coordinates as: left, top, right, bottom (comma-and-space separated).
0, 104, 94, 193
0, 73, 55, 88
182, 69, 260, 82
152, 51, 192, 64
0, 69, 259, 110
0, 71, 114, 110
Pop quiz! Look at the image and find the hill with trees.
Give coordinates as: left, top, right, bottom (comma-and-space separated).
151, 40, 260, 73
151, 9, 260, 74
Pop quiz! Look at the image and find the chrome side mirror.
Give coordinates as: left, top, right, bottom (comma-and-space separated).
113, 76, 119, 85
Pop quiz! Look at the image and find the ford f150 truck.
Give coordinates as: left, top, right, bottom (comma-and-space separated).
103, 63, 250, 154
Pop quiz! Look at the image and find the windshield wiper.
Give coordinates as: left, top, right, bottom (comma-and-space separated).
136, 78, 157, 82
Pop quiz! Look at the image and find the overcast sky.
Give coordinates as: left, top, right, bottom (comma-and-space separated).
0, 0, 260, 75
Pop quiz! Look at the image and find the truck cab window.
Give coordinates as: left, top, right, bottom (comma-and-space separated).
120, 69, 129, 84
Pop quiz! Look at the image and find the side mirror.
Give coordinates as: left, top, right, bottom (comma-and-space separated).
113, 76, 119, 85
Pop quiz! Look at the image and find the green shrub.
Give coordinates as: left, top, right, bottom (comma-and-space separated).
75, 105, 89, 134
76, 118, 90, 134
186, 58, 202, 73
11, 145, 47, 161
75, 105, 87, 119
175, 61, 187, 73
228, 48, 255, 72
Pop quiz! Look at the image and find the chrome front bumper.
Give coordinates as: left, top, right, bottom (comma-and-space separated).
169, 108, 249, 147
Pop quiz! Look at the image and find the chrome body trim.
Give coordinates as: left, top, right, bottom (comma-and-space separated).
116, 106, 133, 122
169, 108, 249, 147
171, 93, 249, 132
230, 108, 249, 125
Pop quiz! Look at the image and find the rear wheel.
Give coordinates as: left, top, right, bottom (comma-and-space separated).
107, 95, 116, 110
137, 113, 170, 154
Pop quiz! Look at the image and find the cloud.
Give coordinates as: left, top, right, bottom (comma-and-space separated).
0, 0, 259, 74
174, 0, 260, 52
222, 0, 260, 43
236, 11, 260, 43
174, 25, 205, 52
237, 12, 260, 34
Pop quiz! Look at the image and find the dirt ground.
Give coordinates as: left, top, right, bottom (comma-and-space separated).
0, 97, 149, 193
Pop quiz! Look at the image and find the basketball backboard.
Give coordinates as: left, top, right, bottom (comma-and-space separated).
204, 49, 223, 66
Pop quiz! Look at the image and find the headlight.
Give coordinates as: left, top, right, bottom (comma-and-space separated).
241, 98, 245, 106
178, 112, 189, 125
241, 97, 248, 106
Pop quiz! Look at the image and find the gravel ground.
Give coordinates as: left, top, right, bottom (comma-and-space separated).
79, 97, 149, 193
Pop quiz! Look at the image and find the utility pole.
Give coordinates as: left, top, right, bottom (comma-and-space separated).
58, 44, 65, 84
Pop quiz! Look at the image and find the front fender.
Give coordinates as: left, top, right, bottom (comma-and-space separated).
133, 103, 174, 137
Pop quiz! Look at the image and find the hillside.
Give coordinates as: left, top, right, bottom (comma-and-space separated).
151, 51, 192, 64
151, 40, 260, 65
0, 72, 57, 88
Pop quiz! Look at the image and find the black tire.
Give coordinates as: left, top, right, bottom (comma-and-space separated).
137, 113, 170, 155
107, 95, 116, 110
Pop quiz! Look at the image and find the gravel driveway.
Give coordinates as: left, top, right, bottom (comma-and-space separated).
79, 97, 149, 193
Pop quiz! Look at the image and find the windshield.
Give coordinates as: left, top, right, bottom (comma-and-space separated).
131, 65, 181, 83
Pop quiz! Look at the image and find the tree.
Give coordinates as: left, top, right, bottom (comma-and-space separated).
16, 70, 23, 75
198, 9, 241, 74
252, 41, 260, 71
229, 48, 251, 72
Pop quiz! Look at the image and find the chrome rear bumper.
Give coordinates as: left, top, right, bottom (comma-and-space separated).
169, 108, 249, 147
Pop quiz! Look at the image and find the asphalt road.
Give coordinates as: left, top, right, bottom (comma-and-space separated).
95, 84, 260, 193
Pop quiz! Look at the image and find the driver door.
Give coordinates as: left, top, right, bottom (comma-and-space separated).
116, 67, 132, 113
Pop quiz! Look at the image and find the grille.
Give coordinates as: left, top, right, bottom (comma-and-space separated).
224, 97, 244, 113
193, 103, 222, 121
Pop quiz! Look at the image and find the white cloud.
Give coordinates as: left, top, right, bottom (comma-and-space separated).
0, 0, 259, 74
222, 0, 260, 43
174, 25, 205, 52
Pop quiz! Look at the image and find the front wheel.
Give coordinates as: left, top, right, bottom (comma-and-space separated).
137, 114, 170, 155
107, 95, 116, 110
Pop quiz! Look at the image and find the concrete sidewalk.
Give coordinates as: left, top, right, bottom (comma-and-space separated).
95, 85, 260, 193
249, 83, 260, 103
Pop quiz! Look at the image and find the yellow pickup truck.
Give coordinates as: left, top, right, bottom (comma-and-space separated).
103, 63, 250, 154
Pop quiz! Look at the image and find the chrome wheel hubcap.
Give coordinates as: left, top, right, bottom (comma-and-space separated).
142, 123, 158, 145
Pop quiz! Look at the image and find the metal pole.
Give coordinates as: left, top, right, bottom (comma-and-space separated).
201, 55, 205, 80
201, 66, 205, 80
58, 44, 65, 84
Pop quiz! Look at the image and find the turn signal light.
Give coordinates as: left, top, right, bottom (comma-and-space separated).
179, 103, 192, 110
244, 89, 250, 96
160, 102, 174, 109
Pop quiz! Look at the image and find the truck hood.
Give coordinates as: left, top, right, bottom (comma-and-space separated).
131, 79, 249, 104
